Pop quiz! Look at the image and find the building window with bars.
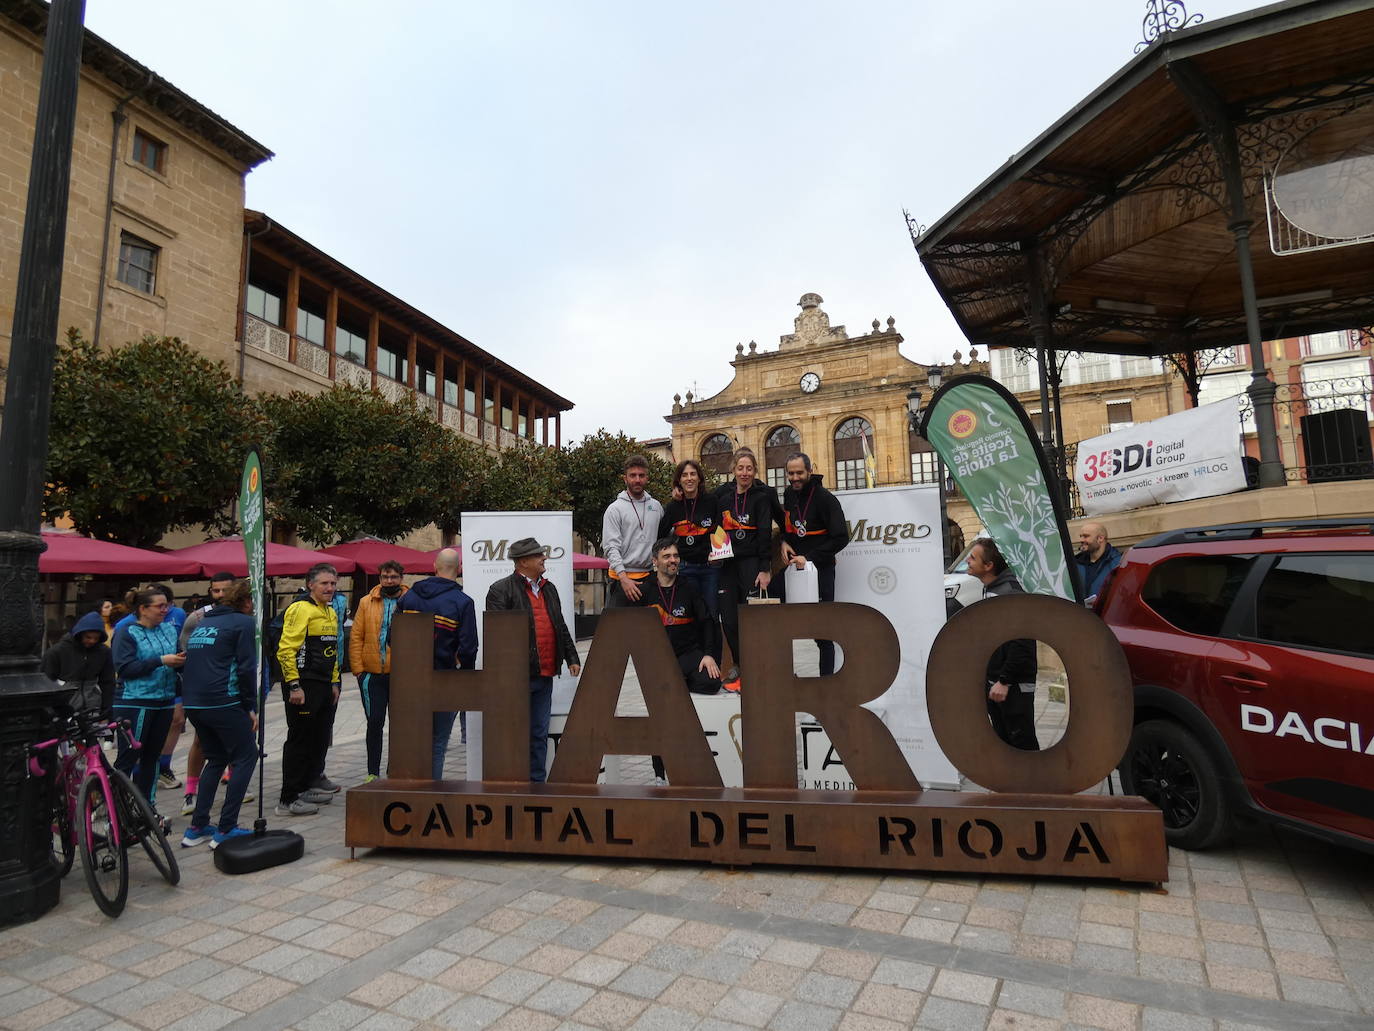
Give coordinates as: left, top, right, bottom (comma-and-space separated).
116, 233, 158, 294
1106, 399, 1135, 432
833, 416, 873, 490
701, 433, 734, 487
764, 424, 800, 496
131, 129, 166, 174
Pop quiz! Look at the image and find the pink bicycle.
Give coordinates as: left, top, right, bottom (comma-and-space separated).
29, 709, 179, 917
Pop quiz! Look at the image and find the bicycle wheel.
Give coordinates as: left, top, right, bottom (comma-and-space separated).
108, 769, 180, 887
76, 774, 128, 918
51, 793, 75, 877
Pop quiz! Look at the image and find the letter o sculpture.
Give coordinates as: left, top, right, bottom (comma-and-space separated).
926, 593, 1133, 795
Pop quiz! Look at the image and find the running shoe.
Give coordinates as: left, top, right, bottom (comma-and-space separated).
650, 776, 669, 787
721, 677, 742, 694
180, 825, 213, 848
300, 789, 334, 805
311, 775, 341, 793
210, 827, 253, 850
159, 769, 182, 790
363, 774, 378, 784
274, 799, 319, 816
181, 793, 196, 816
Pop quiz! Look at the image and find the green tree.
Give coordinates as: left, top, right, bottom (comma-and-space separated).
560, 429, 674, 550
263, 384, 457, 544
477, 439, 571, 514
432, 431, 492, 537
46, 330, 266, 546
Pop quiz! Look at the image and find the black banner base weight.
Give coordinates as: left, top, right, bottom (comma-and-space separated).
212, 828, 304, 874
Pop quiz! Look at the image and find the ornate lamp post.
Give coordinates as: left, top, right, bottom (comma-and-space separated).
0, 0, 87, 926
907, 362, 953, 567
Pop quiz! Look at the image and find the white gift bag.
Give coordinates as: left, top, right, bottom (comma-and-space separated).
784, 561, 820, 604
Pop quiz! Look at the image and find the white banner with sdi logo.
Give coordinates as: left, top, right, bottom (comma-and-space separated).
1075, 398, 1247, 516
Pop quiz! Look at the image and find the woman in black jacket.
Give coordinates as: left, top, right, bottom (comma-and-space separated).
713, 450, 775, 685
658, 459, 722, 616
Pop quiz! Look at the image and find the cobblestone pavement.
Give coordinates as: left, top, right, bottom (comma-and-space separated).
3, 644, 1373, 1031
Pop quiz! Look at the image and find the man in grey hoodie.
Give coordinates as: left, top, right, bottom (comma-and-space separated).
602, 454, 664, 608
967, 537, 1040, 751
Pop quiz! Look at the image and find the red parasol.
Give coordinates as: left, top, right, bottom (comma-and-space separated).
321, 537, 437, 575
166, 536, 357, 578
38, 530, 203, 577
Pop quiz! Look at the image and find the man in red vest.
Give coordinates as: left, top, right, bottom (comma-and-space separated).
485, 537, 581, 781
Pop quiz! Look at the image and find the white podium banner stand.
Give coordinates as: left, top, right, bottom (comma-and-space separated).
460, 510, 575, 780
833, 484, 961, 789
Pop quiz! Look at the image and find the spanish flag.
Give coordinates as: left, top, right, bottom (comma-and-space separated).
862, 430, 876, 488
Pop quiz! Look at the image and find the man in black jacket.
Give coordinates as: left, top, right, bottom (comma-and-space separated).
485, 537, 581, 781
777, 452, 849, 675
42, 610, 115, 713
968, 537, 1040, 751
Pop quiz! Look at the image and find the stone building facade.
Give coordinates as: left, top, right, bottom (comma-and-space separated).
665, 293, 988, 550
0, 1, 271, 385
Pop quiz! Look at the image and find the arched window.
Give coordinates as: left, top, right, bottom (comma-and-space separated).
909, 426, 939, 485
700, 433, 734, 488
764, 425, 800, 496
833, 417, 873, 490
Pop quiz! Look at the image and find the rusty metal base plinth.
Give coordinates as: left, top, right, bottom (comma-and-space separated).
346, 781, 1168, 884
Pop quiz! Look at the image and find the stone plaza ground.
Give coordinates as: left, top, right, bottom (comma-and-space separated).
2, 644, 1373, 1031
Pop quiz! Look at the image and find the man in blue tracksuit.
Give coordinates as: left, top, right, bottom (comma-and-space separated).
399, 548, 478, 779
178, 581, 259, 849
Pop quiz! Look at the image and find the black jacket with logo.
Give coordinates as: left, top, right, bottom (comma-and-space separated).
636, 575, 719, 660
780, 474, 849, 565
658, 492, 721, 566
712, 481, 775, 561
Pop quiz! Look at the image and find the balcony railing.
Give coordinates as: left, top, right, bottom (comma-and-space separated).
242, 315, 546, 450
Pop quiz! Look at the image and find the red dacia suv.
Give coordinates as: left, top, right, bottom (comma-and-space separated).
1099, 519, 1374, 851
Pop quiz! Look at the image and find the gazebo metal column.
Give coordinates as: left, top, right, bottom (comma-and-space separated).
0, 0, 86, 925
1170, 58, 1286, 489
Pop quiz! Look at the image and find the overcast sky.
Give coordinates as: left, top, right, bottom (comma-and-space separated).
86, 0, 1261, 441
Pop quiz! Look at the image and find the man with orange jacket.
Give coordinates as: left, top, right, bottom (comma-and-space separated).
350, 560, 409, 783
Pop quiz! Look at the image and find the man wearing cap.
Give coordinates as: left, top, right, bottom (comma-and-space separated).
485, 538, 581, 781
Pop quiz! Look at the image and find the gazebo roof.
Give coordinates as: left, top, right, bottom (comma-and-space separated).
914, 0, 1374, 357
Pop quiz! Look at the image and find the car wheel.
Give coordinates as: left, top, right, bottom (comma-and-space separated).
1119, 719, 1231, 850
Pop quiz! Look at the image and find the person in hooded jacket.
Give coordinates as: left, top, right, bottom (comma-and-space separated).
603, 454, 664, 608
178, 581, 258, 849
400, 548, 477, 780
776, 452, 849, 675
967, 537, 1040, 751
712, 449, 775, 685
351, 559, 409, 782
42, 610, 116, 714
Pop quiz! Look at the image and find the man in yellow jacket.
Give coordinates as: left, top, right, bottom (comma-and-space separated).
275, 563, 341, 816
350, 560, 408, 783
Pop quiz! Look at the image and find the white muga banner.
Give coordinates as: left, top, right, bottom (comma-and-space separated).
461, 510, 576, 779
1075, 397, 1247, 516
833, 483, 960, 789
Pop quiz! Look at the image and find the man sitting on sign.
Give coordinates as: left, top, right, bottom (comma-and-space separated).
777, 451, 849, 675
636, 537, 722, 785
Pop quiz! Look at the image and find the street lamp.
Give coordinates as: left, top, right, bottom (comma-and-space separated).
0, 0, 87, 926
907, 369, 952, 568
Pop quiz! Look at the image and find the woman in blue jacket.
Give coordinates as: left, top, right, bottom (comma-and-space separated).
178, 582, 258, 848
111, 588, 184, 810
